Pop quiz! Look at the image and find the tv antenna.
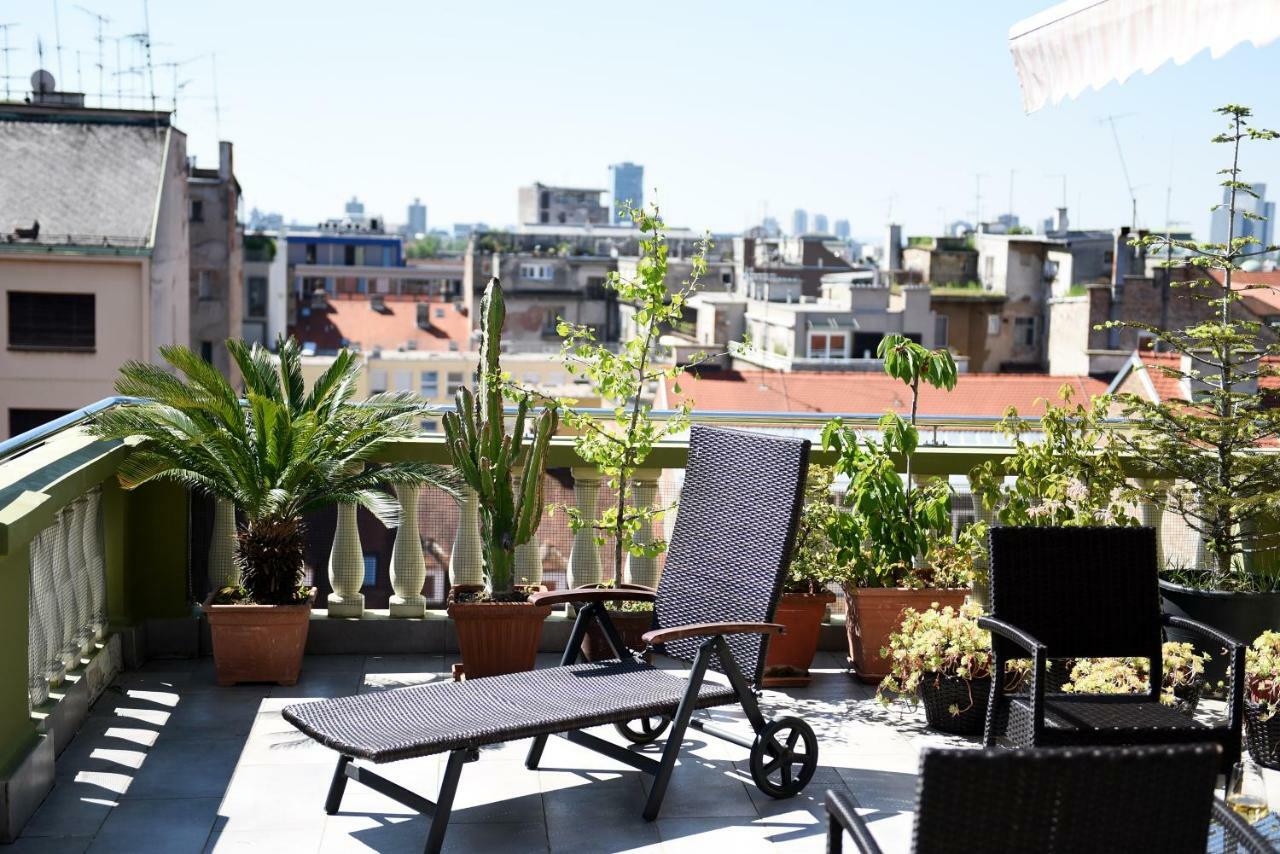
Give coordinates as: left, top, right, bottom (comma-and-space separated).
972, 173, 986, 228
74, 5, 110, 107
51, 0, 64, 82
155, 54, 203, 118
0, 23, 18, 101
210, 53, 222, 139
1101, 113, 1140, 230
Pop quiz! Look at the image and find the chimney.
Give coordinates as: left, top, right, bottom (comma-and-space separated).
370, 294, 385, 312
885, 224, 903, 272
218, 141, 233, 181
1054, 207, 1069, 233
1112, 227, 1132, 286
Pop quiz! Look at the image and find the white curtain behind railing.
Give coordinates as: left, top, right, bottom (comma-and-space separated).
27, 488, 106, 709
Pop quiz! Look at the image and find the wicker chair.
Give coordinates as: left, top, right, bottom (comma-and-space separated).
980, 526, 1244, 769
284, 425, 817, 854
824, 744, 1270, 854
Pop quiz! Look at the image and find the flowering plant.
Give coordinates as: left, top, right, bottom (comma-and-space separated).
1061, 642, 1209, 705
1246, 631, 1280, 720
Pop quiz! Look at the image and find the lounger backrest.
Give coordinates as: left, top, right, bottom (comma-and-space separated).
653, 425, 810, 684
914, 744, 1219, 853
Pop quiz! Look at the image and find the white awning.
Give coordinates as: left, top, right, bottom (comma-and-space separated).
1009, 0, 1280, 112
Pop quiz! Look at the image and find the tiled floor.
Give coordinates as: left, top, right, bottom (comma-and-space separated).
9, 651, 990, 853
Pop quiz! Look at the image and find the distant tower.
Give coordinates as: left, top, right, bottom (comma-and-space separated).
407, 198, 427, 236
834, 219, 851, 240
813, 213, 829, 234
1212, 183, 1272, 250
884, 224, 903, 272
792, 209, 808, 236
609, 162, 644, 223
344, 196, 366, 224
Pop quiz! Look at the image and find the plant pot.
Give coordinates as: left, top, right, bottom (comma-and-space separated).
448, 601, 552, 679
919, 672, 990, 735
203, 589, 315, 686
763, 592, 836, 687
1159, 580, 1280, 686
1245, 700, 1280, 770
846, 587, 968, 684
582, 609, 654, 662
1170, 675, 1204, 717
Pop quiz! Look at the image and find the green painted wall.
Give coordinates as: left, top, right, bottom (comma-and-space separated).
0, 548, 33, 775
122, 481, 190, 621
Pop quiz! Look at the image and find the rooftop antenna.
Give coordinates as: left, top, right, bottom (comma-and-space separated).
74, 5, 110, 107
155, 54, 202, 118
51, 0, 64, 82
1101, 113, 1140, 230
972, 173, 986, 228
210, 52, 221, 138
1045, 173, 1067, 209
74, 47, 81, 91
0, 23, 17, 101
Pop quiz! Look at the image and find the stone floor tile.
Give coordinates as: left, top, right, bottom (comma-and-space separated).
121, 736, 243, 800
88, 797, 219, 854
203, 826, 324, 853
19, 780, 118, 838
638, 760, 758, 819
0, 836, 94, 853
267, 670, 363, 700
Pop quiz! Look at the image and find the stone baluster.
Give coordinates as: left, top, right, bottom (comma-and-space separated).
68, 498, 95, 657
83, 489, 107, 640
389, 484, 426, 617
53, 508, 79, 674
568, 468, 603, 589
449, 486, 485, 590
327, 500, 365, 618
512, 467, 543, 589
209, 496, 239, 592
27, 527, 58, 705
623, 469, 662, 589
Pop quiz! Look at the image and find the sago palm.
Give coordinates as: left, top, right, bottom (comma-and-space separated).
91, 336, 458, 604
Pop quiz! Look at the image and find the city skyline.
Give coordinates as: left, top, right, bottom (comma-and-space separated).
11, 1, 1280, 241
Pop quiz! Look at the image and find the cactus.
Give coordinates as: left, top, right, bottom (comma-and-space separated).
442, 278, 557, 598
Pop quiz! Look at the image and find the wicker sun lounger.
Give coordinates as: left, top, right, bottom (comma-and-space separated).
284, 425, 818, 853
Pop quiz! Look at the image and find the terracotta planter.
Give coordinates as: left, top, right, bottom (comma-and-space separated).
763, 592, 836, 687
448, 601, 552, 679
203, 589, 315, 686
846, 587, 968, 684
582, 610, 654, 662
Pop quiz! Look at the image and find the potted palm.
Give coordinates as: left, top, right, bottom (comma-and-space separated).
443, 278, 558, 679
93, 337, 455, 685
823, 335, 966, 683
1244, 631, 1280, 769
762, 466, 840, 687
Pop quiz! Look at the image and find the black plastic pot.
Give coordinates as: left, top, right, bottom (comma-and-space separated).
1160, 580, 1280, 686
919, 673, 990, 735
1245, 701, 1280, 770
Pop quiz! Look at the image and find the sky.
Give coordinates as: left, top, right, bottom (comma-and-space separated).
8, 1, 1280, 242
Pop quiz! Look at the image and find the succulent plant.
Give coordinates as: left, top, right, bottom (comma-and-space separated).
442, 278, 557, 599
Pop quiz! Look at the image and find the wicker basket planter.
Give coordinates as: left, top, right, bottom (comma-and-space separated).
763, 592, 836, 687
919, 672, 990, 735
448, 601, 551, 679
203, 589, 315, 686
846, 587, 968, 684
1170, 676, 1204, 716
582, 610, 654, 662
1244, 701, 1280, 769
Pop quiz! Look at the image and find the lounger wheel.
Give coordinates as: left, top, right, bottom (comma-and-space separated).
614, 715, 671, 744
749, 717, 817, 798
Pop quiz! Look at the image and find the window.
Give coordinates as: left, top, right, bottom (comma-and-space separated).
9, 408, 71, 437
542, 307, 564, 336
808, 330, 849, 360
435, 307, 445, 318
446, 372, 465, 395
986, 313, 1002, 336
200, 341, 214, 363
982, 255, 995, 284
362, 555, 377, 588
420, 419, 438, 433
190, 200, 204, 222
519, 264, 554, 281
1014, 316, 1037, 348
934, 315, 949, 348
420, 370, 440, 398
722, 272, 732, 286
382, 247, 393, 267
246, 276, 268, 318
344, 245, 356, 265
305, 243, 317, 264
8, 292, 95, 351
197, 270, 216, 300
393, 370, 412, 392
369, 368, 388, 393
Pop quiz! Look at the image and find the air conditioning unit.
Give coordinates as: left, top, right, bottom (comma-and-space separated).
370, 294, 385, 312
416, 302, 431, 329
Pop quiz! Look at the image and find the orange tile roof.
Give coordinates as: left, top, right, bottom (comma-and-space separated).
290, 294, 472, 352
1133, 351, 1280, 402
1205, 269, 1280, 316
664, 370, 1108, 417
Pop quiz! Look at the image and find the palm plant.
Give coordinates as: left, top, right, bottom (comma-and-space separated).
91, 336, 458, 605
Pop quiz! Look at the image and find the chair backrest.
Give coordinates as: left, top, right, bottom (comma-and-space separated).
914, 745, 1220, 854
653, 425, 810, 684
987, 526, 1162, 660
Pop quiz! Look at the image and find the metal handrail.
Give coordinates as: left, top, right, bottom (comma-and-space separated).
0, 396, 145, 463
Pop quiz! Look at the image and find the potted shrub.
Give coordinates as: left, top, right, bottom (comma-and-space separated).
1060, 643, 1210, 717
877, 602, 1026, 735
762, 466, 840, 687
93, 337, 455, 685
551, 203, 711, 660
443, 278, 559, 679
823, 335, 968, 683
1102, 106, 1280, 658
1244, 630, 1280, 769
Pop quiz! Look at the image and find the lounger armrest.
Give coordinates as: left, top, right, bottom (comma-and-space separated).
825, 788, 884, 854
642, 622, 784, 646
977, 616, 1046, 657
529, 586, 657, 607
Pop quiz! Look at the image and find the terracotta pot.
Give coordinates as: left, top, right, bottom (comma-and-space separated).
763, 592, 836, 687
846, 587, 967, 684
203, 589, 315, 686
448, 601, 552, 679
582, 609, 655, 662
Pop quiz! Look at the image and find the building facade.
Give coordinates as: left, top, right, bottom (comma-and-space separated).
188, 141, 243, 379
406, 198, 428, 237
1210, 183, 1273, 252
517, 183, 609, 226
608, 162, 643, 223
792, 209, 808, 236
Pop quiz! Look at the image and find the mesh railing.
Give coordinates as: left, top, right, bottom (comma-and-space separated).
27, 488, 106, 709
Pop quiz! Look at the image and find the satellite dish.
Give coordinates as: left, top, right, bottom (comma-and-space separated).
31, 69, 55, 94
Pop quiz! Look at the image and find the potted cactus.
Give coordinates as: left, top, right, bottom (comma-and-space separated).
443, 277, 558, 679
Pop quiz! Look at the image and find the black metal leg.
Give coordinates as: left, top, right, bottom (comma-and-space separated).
423, 749, 473, 854
595, 609, 632, 659
642, 640, 713, 821
525, 734, 548, 770
559, 603, 597, 666
325, 755, 352, 814
712, 636, 768, 732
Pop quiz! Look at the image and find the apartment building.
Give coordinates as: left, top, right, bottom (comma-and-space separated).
0, 88, 190, 439
517, 183, 609, 226
188, 142, 243, 379
242, 231, 288, 347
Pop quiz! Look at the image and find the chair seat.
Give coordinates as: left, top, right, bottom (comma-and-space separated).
1005, 694, 1222, 746
283, 659, 736, 763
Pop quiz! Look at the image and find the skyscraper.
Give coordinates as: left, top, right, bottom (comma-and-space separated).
834, 219, 851, 240
792, 209, 808, 235
609, 162, 644, 223
1211, 183, 1273, 252
407, 198, 427, 236
813, 213, 829, 234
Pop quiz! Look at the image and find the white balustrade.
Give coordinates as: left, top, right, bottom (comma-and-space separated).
84, 489, 106, 639
449, 486, 484, 589
389, 484, 427, 616
568, 468, 603, 589
327, 501, 365, 618
208, 496, 239, 591
623, 469, 662, 589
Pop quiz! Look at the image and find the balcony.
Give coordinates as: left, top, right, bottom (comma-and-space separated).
0, 400, 1264, 852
